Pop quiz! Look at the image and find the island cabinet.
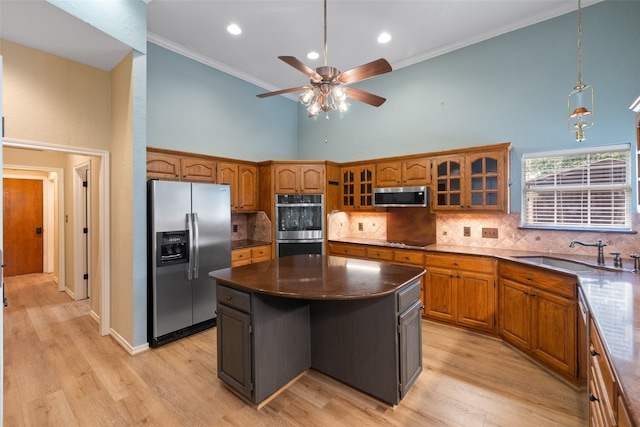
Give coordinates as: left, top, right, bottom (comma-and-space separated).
146, 150, 217, 182
375, 157, 431, 188
217, 162, 258, 212
588, 319, 633, 427
498, 260, 579, 382
431, 146, 509, 212
424, 253, 497, 332
341, 165, 375, 210
274, 164, 324, 194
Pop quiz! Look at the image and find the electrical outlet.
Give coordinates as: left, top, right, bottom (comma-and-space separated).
482, 227, 498, 238
232, 224, 238, 233
463, 226, 471, 237
358, 222, 363, 231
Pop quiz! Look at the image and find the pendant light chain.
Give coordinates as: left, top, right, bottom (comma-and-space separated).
576, 0, 583, 89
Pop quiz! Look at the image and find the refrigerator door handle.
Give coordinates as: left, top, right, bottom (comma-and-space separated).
193, 212, 200, 279
187, 213, 194, 280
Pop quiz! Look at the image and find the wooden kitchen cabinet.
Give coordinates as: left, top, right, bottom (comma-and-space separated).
375, 157, 430, 187
498, 260, 578, 382
146, 150, 216, 183
217, 162, 258, 212
328, 242, 367, 258
274, 164, 324, 194
231, 245, 271, 267
424, 253, 497, 332
341, 165, 375, 210
432, 146, 509, 212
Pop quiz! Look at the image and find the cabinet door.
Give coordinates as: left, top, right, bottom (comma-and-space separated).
181, 157, 216, 182
358, 166, 374, 208
466, 151, 504, 211
274, 165, 298, 193
531, 288, 576, 377
499, 278, 531, 350
424, 267, 456, 322
432, 156, 463, 210
341, 167, 357, 209
402, 158, 431, 186
376, 162, 401, 187
217, 305, 252, 399
299, 165, 324, 193
457, 271, 495, 331
238, 164, 258, 211
217, 162, 238, 210
146, 152, 181, 180
399, 300, 422, 398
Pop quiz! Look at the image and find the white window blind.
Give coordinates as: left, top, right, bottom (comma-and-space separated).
522, 144, 632, 231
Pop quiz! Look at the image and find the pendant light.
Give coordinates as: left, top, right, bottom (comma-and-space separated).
568, 0, 594, 142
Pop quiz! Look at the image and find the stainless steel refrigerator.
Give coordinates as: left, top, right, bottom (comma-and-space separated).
148, 180, 231, 347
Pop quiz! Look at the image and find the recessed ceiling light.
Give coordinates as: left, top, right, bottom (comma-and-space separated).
227, 24, 242, 35
377, 32, 391, 44
307, 51, 320, 60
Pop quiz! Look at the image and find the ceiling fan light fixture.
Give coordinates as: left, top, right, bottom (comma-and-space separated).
299, 88, 315, 105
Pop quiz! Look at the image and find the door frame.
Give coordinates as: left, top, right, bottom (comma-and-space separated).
3, 169, 63, 289
73, 162, 90, 300
3, 137, 111, 336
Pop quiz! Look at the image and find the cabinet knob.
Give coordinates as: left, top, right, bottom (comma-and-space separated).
530, 292, 536, 297
524, 290, 529, 295
453, 262, 459, 266
526, 276, 533, 281
226, 295, 232, 301
591, 349, 600, 357
589, 394, 599, 402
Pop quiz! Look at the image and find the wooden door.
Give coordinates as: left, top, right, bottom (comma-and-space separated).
402, 158, 431, 186
146, 152, 180, 180
375, 162, 401, 187
457, 271, 495, 331
498, 278, 531, 350
299, 165, 324, 193
531, 288, 576, 377
3, 178, 44, 276
274, 165, 298, 193
238, 164, 258, 211
217, 162, 238, 210
424, 267, 456, 322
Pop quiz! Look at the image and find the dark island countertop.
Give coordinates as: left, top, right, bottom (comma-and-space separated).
210, 254, 425, 300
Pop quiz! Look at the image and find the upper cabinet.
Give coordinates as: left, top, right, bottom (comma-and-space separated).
431, 146, 509, 212
274, 164, 324, 194
146, 150, 216, 183
375, 158, 431, 188
217, 162, 258, 212
341, 165, 375, 210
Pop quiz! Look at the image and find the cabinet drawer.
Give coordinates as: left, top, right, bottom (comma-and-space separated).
366, 247, 394, 261
217, 284, 251, 313
499, 260, 576, 298
251, 245, 271, 262
590, 320, 616, 422
426, 253, 494, 274
398, 280, 422, 313
329, 242, 366, 258
232, 248, 251, 262
394, 250, 424, 266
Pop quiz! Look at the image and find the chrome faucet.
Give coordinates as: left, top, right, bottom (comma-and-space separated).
569, 239, 607, 266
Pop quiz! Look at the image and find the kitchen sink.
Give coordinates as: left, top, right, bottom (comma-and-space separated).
514, 256, 600, 272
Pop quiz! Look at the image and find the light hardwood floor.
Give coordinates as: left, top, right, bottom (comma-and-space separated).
3, 273, 588, 426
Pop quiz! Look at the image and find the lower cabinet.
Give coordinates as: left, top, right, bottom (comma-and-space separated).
499, 260, 578, 382
424, 253, 497, 332
397, 282, 423, 398
231, 245, 271, 267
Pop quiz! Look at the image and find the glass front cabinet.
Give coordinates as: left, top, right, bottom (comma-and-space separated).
432, 148, 509, 212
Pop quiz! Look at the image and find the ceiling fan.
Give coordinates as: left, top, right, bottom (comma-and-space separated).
257, 0, 392, 117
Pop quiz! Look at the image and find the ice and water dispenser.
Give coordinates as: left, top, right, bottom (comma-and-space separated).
157, 231, 189, 266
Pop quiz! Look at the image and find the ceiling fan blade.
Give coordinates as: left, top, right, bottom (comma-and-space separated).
278, 56, 322, 81
337, 58, 392, 84
346, 87, 387, 107
256, 86, 308, 98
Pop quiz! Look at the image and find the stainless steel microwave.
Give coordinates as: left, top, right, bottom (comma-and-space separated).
373, 186, 429, 207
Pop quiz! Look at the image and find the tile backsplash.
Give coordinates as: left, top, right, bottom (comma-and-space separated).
328, 210, 640, 263
231, 211, 272, 242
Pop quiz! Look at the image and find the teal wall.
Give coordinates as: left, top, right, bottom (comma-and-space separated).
147, 43, 298, 161
296, 1, 640, 212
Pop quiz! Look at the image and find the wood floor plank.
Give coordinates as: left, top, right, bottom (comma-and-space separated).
3, 273, 588, 426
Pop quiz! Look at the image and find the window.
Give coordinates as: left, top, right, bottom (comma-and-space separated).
522, 144, 632, 231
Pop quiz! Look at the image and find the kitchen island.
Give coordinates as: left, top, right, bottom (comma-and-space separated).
209, 254, 425, 407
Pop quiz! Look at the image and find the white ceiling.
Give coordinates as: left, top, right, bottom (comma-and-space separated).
1, 0, 602, 96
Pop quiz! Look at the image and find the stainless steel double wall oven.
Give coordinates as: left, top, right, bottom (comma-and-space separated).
275, 194, 324, 257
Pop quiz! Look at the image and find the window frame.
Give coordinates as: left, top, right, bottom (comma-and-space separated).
521, 144, 632, 232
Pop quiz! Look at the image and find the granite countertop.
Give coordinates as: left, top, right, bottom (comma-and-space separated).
231, 239, 271, 250
329, 238, 640, 424
210, 254, 425, 300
